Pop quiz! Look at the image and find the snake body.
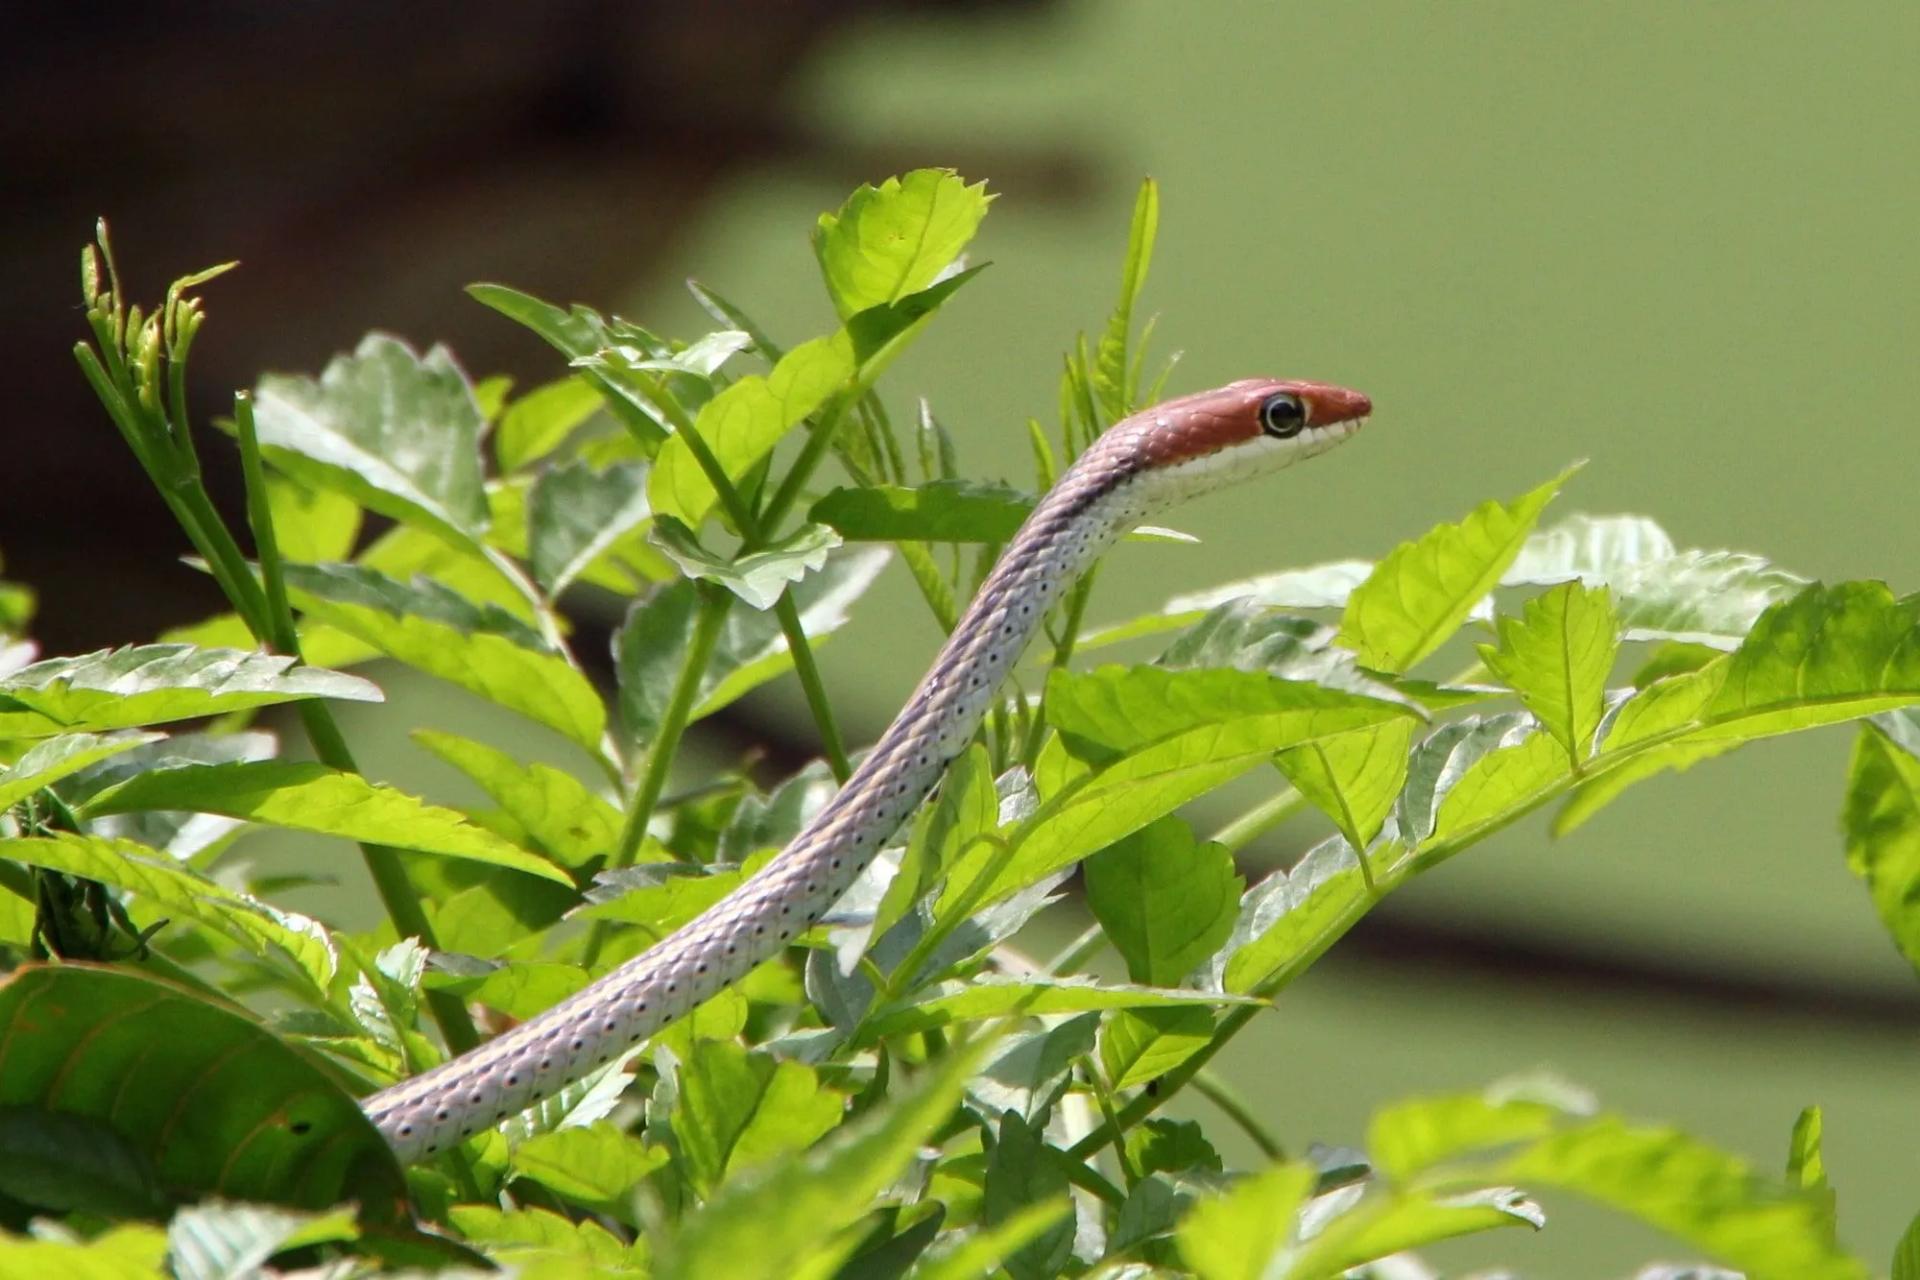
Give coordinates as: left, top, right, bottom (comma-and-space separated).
365, 377, 1371, 1161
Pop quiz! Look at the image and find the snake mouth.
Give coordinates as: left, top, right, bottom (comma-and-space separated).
1319, 411, 1369, 442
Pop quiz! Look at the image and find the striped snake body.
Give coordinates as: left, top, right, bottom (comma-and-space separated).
365, 377, 1371, 1161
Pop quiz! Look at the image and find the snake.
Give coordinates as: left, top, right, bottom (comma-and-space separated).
364, 377, 1372, 1162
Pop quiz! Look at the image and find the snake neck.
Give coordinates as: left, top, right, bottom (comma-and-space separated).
360, 439, 1156, 1162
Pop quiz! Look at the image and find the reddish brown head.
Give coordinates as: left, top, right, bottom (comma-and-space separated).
1129, 378, 1372, 468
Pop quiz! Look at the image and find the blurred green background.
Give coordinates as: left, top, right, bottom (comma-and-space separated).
16, 1, 1919, 1273
633, 4, 1920, 1273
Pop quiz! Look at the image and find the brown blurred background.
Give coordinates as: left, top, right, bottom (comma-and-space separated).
7, 4, 1920, 1273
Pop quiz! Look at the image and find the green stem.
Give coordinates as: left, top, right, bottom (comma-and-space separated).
83, 320, 478, 1048
775, 594, 851, 782
1209, 787, 1307, 854
758, 395, 855, 536
1067, 842, 1427, 1160
73, 347, 268, 634
1019, 569, 1099, 768
1080, 1055, 1140, 1190
643, 385, 854, 785
612, 584, 732, 869
1043, 921, 1105, 975
232, 391, 476, 1052
0, 860, 34, 907
1189, 1067, 1286, 1161
234, 396, 292, 647
164, 312, 203, 478
1066, 723, 1695, 1162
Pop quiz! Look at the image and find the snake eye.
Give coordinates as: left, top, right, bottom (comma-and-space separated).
1259, 392, 1307, 438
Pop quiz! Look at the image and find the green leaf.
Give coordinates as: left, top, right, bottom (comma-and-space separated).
1786, 1105, 1830, 1197
1219, 837, 1372, 995
263, 474, 361, 564
1561, 583, 1920, 833
0, 1107, 170, 1220
0, 834, 336, 992
529, 459, 652, 595
649, 333, 857, 527
611, 581, 702, 751
1099, 1005, 1214, 1090
1045, 663, 1421, 762
1106, 1176, 1191, 1257
1339, 466, 1575, 673
673, 1041, 843, 1196
1841, 726, 1920, 975
0, 646, 379, 739
1895, 1211, 1920, 1280
657, 1041, 987, 1280
576, 863, 757, 940
1606, 551, 1810, 649
1506, 515, 1807, 649
613, 550, 888, 749
811, 477, 1167, 551
1276, 720, 1417, 855
1479, 582, 1619, 770
509, 1123, 669, 1216
1158, 606, 1429, 716
352, 518, 533, 622
452, 1204, 642, 1270
1368, 1087, 1578, 1181
1499, 1117, 1865, 1280
0, 732, 160, 810
581, 328, 752, 383
1084, 817, 1242, 986
1127, 1119, 1225, 1178
1088, 559, 1380, 652
943, 672, 1414, 918
980, 1111, 1074, 1280
425, 959, 589, 1020
846, 263, 986, 392
1093, 177, 1159, 421
473, 372, 514, 419
967, 1013, 1098, 1124
862, 974, 1251, 1038
167, 1202, 359, 1280
496, 374, 604, 472
810, 481, 1032, 543
0, 1223, 168, 1278
906, 1200, 1070, 1280
1691, 582, 1920, 738
625, 545, 887, 744
466, 284, 674, 449
413, 730, 619, 870
1881, 707, 1920, 757
252, 333, 490, 546
1503, 512, 1676, 584
651, 518, 841, 611
1395, 712, 1535, 844
687, 279, 785, 363
812, 169, 992, 320
0, 966, 407, 1218
81, 762, 573, 885
58, 732, 277, 859
1774, 1105, 1835, 1228
1427, 723, 1566, 848
1177, 1161, 1316, 1280
283, 562, 605, 751
1280, 1186, 1543, 1279
874, 743, 997, 951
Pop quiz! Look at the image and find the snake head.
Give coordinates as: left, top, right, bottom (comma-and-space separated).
1128, 377, 1371, 472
